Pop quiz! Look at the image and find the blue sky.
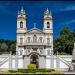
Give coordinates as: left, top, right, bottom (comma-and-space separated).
0, 1, 75, 40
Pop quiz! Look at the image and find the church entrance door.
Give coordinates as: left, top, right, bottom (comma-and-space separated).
30, 54, 39, 68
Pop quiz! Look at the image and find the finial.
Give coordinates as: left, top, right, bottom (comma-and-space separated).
47, 8, 49, 12
21, 6, 23, 12
44, 8, 49, 15
34, 23, 36, 28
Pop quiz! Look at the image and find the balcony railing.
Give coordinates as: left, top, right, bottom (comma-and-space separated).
17, 40, 51, 46
18, 42, 51, 46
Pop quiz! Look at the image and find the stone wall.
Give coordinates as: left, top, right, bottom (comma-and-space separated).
0, 54, 72, 71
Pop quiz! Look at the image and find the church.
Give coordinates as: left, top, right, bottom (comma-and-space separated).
0, 7, 74, 71
16, 7, 53, 68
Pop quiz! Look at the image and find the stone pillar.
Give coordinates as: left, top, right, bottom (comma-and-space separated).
23, 56, 30, 69
23, 56, 25, 68
39, 56, 46, 68
56, 51, 60, 69
9, 51, 12, 70
50, 55, 54, 69
15, 51, 18, 69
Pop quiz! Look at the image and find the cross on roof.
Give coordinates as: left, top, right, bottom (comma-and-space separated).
34, 23, 36, 28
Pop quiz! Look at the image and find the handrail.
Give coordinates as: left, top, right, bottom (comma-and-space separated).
0, 57, 9, 66
57, 56, 72, 67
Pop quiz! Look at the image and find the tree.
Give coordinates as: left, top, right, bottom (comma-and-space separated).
1, 42, 8, 52
60, 26, 69, 35
54, 26, 75, 55
10, 44, 16, 54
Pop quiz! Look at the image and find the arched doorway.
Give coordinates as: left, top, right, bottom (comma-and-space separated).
30, 54, 39, 68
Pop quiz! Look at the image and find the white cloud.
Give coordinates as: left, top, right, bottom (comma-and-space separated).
60, 20, 75, 26
60, 5, 75, 11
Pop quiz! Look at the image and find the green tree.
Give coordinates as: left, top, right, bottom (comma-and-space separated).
10, 44, 16, 54
54, 26, 75, 55
1, 42, 8, 52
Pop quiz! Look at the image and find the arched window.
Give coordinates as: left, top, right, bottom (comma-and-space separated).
20, 38, 23, 45
33, 35, 37, 43
47, 22, 50, 28
20, 21, 23, 28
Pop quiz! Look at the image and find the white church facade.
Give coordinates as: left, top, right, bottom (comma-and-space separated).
16, 7, 53, 68
0, 7, 74, 71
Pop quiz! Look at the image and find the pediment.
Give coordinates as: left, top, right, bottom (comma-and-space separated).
27, 28, 43, 34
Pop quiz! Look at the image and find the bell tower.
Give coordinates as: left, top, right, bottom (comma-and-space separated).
43, 8, 53, 55
16, 7, 27, 55
17, 7, 27, 33
43, 8, 53, 33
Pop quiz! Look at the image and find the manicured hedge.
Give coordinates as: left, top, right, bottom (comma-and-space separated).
8, 70, 18, 73
3, 69, 63, 74
17, 68, 55, 73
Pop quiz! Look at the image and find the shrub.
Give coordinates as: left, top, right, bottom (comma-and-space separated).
17, 69, 29, 73
27, 64, 36, 69
50, 69, 63, 74
8, 70, 18, 73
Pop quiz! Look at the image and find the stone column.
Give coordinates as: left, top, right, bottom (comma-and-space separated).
56, 52, 60, 69
24, 56, 30, 69
23, 55, 25, 68
56, 51, 60, 69
9, 51, 12, 70
50, 55, 54, 69
39, 56, 46, 68
15, 51, 18, 69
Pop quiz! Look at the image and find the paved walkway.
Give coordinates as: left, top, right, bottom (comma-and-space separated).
64, 71, 75, 74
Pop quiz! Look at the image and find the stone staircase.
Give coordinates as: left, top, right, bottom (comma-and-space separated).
58, 56, 73, 71
0, 57, 9, 66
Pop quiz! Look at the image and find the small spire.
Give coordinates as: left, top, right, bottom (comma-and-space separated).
47, 8, 49, 12
21, 6, 23, 12
44, 8, 49, 15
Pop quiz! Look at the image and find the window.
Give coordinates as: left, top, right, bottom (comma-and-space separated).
47, 22, 50, 28
20, 21, 23, 28
47, 38, 50, 44
20, 38, 23, 45
28, 37, 30, 43
33, 35, 37, 43
47, 50, 50, 55
39, 37, 42, 43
